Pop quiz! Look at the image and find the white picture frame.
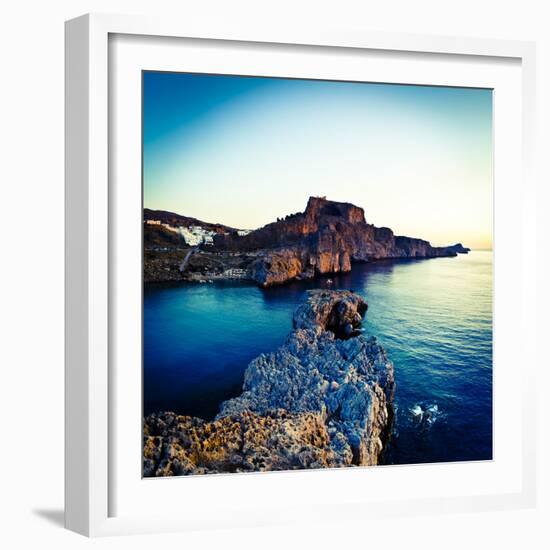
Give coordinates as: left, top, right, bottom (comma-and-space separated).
65, 12, 537, 537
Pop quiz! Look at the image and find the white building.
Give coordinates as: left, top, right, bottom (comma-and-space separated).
178, 225, 217, 246
237, 229, 252, 236
147, 219, 218, 246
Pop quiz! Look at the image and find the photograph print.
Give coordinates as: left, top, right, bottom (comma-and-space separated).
142, 72, 493, 477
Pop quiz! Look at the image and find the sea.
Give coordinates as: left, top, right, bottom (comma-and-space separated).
143, 250, 493, 465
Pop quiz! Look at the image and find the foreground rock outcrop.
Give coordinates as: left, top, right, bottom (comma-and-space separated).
144, 290, 395, 476
214, 196, 466, 287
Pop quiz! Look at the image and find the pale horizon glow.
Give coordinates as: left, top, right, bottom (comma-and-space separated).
143, 72, 493, 249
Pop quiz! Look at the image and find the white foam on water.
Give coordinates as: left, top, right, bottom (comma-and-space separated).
409, 403, 443, 428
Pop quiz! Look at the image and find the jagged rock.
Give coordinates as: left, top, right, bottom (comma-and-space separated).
144, 290, 395, 476
218, 290, 394, 467
143, 409, 338, 476
215, 196, 465, 287
292, 289, 367, 338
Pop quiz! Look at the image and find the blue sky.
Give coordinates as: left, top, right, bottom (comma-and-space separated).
143, 72, 493, 248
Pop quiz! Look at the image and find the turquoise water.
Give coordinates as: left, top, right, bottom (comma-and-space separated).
144, 251, 493, 465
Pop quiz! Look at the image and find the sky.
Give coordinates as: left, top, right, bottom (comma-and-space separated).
143, 72, 493, 249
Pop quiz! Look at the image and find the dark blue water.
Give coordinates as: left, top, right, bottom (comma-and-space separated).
144, 251, 492, 465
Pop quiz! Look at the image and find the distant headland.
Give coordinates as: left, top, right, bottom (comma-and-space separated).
144, 196, 470, 287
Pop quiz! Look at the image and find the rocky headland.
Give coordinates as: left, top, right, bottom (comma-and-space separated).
143, 289, 395, 476
144, 196, 468, 287
445, 243, 471, 254
218, 196, 464, 286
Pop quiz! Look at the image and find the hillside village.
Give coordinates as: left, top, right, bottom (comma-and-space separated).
145, 219, 252, 247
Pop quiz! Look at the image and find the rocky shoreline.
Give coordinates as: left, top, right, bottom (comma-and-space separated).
144, 197, 469, 287
143, 289, 395, 476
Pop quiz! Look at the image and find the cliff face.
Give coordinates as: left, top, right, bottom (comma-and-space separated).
215, 196, 462, 287
143, 290, 395, 476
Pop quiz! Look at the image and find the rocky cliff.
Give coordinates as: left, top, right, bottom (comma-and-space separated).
214, 196, 465, 287
143, 290, 395, 476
